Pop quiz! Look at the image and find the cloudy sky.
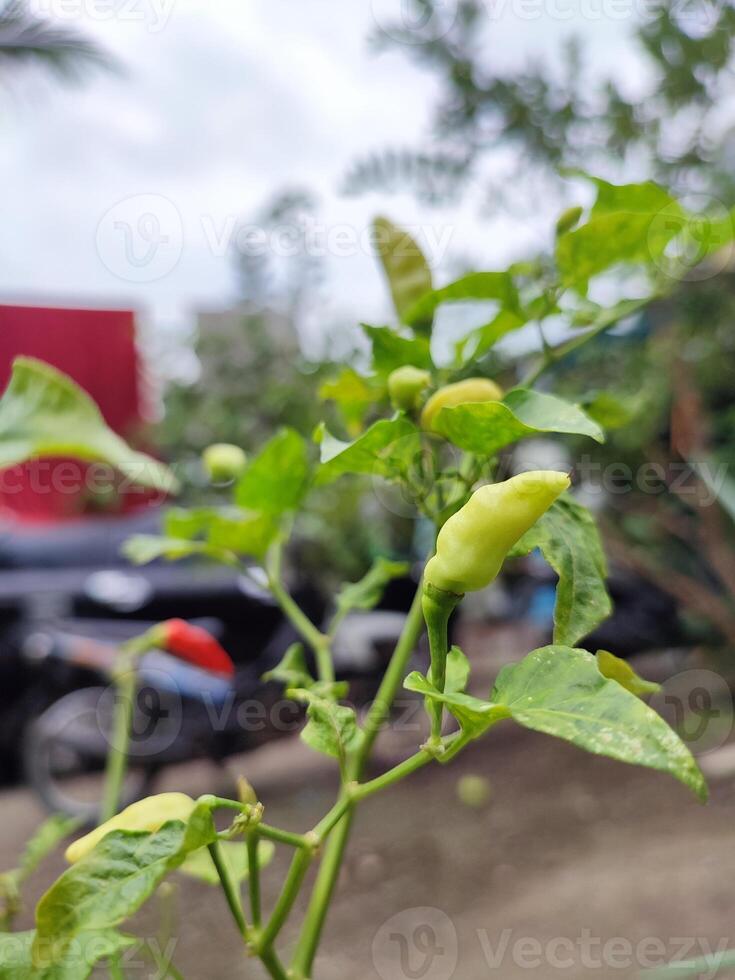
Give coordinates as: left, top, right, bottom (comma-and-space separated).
1, 0, 644, 361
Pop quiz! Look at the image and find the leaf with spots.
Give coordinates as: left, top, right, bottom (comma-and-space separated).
491, 646, 706, 801
509, 494, 612, 645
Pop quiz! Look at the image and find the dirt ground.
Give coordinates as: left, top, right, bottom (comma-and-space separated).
3, 625, 735, 980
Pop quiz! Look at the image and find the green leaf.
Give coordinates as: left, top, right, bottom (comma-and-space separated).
318, 368, 382, 434
404, 671, 506, 740
160, 506, 279, 562
33, 804, 217, 968
373, 216, 434, 333
556, 177, 683, 290
17, 815, 81, 882
433, 388, 603, 455
582, 391, 635, 430
292, 691, 360, 762
122, 534, 239, 567
179, 839, 274, 885
444, 645, 470, 694
362, 325, 433, 376
596, 650, 661, 698
1, 928, 136, 980
262, 643, 314, 690
403, 271, 519, 327
456, 308, 527, 363
0, 357, 177, 493
235, 428, 310, 515
315, 417, 419, 486
491, 645, 706, 800
335, 557, 410, 614
510, 495, 612, 646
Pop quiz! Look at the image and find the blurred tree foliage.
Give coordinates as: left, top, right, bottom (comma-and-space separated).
0, 0, 111, 79
345, 0, 735, 205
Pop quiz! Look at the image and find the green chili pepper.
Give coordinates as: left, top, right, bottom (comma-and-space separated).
420, 377, 503, 432
387, 365, 431, 412
425, 470, 570, 595
65, 793, 196, 863
202, 443, 247, 482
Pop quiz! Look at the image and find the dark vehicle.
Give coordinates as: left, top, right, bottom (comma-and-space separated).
0, 509, 414, 817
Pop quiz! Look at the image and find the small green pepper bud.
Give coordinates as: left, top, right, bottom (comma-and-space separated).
387, 365, 431, 412
65, 793, 195, 863
420, 377, 503, 432
555, 205, 583, 237
202, 443, 247, 483
425, 470, 570, 595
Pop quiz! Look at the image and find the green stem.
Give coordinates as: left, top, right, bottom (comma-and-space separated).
257, 823, 310, 850
358, 583, 426, 762
259, 848, 312, 951
207, 842, 247, 937
422, 585, 461, 740
291, 580, 428, 978
268, 568, 334, 684
246, 833, 262, 929
260, 949, 290, 980
100, 656, 136, 822
290, 810, 353, 980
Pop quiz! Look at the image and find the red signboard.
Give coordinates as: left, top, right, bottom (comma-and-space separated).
0, 304, 158, 522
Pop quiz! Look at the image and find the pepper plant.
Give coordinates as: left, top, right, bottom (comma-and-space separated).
0, 174, 731, 980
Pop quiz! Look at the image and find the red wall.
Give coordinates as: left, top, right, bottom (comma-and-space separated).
0, 304, 156, 522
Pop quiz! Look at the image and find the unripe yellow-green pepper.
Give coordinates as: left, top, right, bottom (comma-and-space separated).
65, 793, 195, 863
420, 377, 503, 432
387, 365, 431, 412
202, 443, 247, 483
425, 470, 570, 595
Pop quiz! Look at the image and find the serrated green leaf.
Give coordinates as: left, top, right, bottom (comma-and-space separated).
491, 645, 706, 800
122, 534, 239, 567
315, 417, 419, 486
596, 650, 661, 698
510, 495, 611, 646
1, 928, 136, 980
235, 428, 310, 515
362, 324, 434, 376
178, 839, 274, 885
0, 357, 177, 493
262, 643, 314, 690
434, 388, 603, 455
403, 271, 519, 327
373, 216, 433, 333
34, 804, 216, 968
335, 557, 410, 614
